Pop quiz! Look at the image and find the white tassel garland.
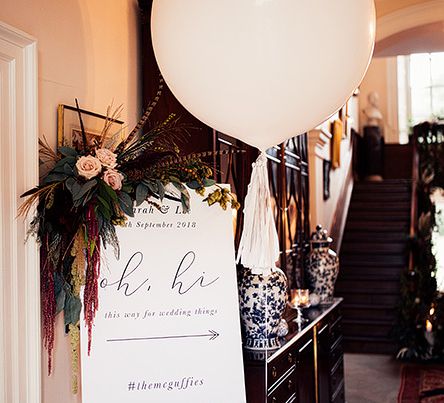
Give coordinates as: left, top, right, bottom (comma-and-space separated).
236, 152, 280, 276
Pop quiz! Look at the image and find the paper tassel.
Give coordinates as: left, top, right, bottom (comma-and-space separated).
236, 152, 280, 276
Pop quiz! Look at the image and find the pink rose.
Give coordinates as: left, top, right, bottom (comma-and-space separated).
96, 148, 117, 168
103, 169, 124, 191
76, 155, 102, 180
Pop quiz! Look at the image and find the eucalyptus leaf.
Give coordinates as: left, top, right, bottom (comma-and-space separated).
121, 184, 132, 193
52, 164, 66, 174
142, 180, 158, 195
64, 293, 82, 327
119, 192, 134, 217
65, 177, 76, 192
55, 287, 66, 315
136, 183, 149, 206
73, 179, 97, 201
54, 273, 67, 315
97, 196, 112, 220
156, 180, 165, 201
169, 176, 181, 183
97, 195, 111, 210
203, 178, 216, 187
97, 181, 118, 204
63, 163, 75, 176
44, 173, 68, 184
101, 181, 118, 202
172, 181, 186, 193
58, 146, 78, 157
181, 193, 191, 213
186, 180, 201, 190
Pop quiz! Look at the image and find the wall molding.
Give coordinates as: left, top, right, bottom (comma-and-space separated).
308, 128, 332, 160
0, 20, 40, 403
377, 0, 444, 42
330, 153, 354, 254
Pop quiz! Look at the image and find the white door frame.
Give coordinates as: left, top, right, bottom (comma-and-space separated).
0, 21, 40, 403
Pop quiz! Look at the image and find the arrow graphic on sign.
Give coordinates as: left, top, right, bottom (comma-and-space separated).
106, 330, 220, 343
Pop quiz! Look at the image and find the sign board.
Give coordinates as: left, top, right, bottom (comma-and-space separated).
80, 188, 246, 402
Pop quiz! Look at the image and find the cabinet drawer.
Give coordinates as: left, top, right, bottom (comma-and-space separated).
268, 368, 296, 403
329, 336, 343, 368
329, 317, 343, 347
330, 358, 344, 398
267, 350, 296, 390
331, 381, 345, 403
329, 305, 342, 325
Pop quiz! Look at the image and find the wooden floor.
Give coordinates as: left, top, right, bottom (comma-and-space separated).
344, 353, 401, 403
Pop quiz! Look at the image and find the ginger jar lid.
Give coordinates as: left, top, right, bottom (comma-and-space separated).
310, 225, 333, 248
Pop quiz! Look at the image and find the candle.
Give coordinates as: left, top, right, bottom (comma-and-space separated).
290, 289, 310, 308
426, 319, 433, 333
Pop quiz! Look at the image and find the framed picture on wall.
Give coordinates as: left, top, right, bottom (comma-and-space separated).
57, 104, 125, 150
323, 159, 331, 200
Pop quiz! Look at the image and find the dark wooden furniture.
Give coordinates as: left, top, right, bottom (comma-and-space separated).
244, 299, 345, 403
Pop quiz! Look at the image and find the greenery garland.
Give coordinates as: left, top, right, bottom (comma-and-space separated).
20, 86, 240, 392
396, 122, 444, 361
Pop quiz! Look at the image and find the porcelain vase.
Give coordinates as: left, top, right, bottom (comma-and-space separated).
305, 225, 339, 305
238, 268, 287, 350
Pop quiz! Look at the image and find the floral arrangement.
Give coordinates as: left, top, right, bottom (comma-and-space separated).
395, 122, 444, 362
20, 83, 240, 391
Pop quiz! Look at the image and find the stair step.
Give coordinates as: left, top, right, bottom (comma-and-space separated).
344, 221, 409, 232
349, 201, 411, 212
352, 193, 411, 202
354, 181, 411, 190
337, 293, 399, 305
343, 337, 395, 354
338, 177, 410, 355
342, 232, 409, 243
341, 305, 397, 321
356, 179, 412, 184
340, 254, 407, 267
347, 211, 410, 222
341, 242, 407, 255
336, 279, 400, 294
338, 266, 402, 281
342, 321, 393, 338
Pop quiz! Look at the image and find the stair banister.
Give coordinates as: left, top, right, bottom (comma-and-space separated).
408, 133, 419, 273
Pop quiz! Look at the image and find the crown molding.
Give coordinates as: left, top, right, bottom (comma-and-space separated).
377, 0, 444, 42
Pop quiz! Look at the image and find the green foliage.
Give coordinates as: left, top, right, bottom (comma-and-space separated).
396, 123, 444, 362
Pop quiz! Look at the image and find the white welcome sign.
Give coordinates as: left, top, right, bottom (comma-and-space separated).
80, 188, 246, 403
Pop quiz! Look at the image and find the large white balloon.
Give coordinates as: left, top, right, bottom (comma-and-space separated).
151, 0, 375, 151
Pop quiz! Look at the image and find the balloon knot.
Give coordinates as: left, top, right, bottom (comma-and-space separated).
253, 152, 268, 168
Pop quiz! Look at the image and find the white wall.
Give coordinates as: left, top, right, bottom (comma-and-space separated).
0, 1, 141, 402
308, 96, 359, 238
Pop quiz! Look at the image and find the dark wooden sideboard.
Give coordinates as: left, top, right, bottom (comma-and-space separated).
244, 299, 345, 403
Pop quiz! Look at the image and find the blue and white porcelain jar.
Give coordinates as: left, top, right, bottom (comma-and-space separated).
239, 268, 287, 350
305, 225, 339, 305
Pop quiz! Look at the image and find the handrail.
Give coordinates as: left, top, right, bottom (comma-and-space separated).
408, 135, 419, 272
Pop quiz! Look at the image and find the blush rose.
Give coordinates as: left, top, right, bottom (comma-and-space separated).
103, 169, 124, 191
96, 148, 117, 168
76, 155, 102, 180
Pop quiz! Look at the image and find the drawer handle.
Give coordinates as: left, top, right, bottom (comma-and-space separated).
287, 380, 293, 390
287, 353, 293, 363
271, 366, 277, 378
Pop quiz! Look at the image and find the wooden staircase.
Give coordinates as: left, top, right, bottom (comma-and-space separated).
335, 179, 411, 354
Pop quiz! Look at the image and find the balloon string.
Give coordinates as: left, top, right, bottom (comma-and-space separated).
236, 152, 280, 276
